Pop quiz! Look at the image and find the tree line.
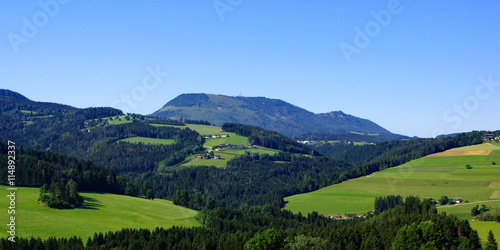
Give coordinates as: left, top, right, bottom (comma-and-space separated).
0, 141, 124, 209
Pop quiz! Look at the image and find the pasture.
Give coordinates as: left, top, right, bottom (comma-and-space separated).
0, 186, 199, 240
438, 200, 500, 246
181, 146, 279, 168
105, 115, 134, 125
285, 143, 500, 216
470, 221, 500, 247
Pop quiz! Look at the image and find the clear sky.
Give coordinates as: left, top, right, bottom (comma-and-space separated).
1, 1, 499, 138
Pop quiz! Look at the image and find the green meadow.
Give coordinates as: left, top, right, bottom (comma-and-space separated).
105, 115, 134, 125
438, 201, 500, 246
181, 146, 279, 168
470, 221, 500, 247
285, 143, 500, 216
119, 136, 175, 145
0, 186, 199, 240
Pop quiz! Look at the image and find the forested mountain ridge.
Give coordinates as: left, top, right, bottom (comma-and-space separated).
151, 93, 391, 137
0, 90, 204, 183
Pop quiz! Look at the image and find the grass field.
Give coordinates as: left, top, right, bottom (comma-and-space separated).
285, 143, 500, 216
181, 146, 279, 168
0, 186, 199, 240
119, 136, 175, 145
105, 115, 134, 125
439, 201, 500, 246
470, 221, 500, 247
439, 201, 500, 220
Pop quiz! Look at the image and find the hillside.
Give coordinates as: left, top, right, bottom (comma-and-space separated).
0, 186, 199, 240
285, 142, 500, 216
151, 93, 391, 137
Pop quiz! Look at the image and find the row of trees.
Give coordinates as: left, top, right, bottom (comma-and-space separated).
0, 196, 490, 249
0, 141, 124, 209
374, 195, 404, 213
0, 142, 123, 194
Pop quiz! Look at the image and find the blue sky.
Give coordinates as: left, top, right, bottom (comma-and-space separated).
1, 1, 499, 137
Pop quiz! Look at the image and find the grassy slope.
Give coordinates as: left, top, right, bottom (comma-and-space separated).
0, 186, 199, 240
285, 142, 500, 245
285, 143, 500, 216
103, 121, 276, 168
439, 201, 500, 246
153, 124, 278, 168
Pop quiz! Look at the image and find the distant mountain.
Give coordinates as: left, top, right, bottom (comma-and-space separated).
151, 93, 392, 137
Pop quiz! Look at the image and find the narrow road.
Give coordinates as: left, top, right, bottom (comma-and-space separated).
437, 199, 500, 208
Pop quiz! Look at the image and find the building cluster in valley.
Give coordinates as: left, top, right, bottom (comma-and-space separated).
203, 134, 229, 139
482, 134, 500, 141
330, 211, 374, 220
196, 154, 221, 160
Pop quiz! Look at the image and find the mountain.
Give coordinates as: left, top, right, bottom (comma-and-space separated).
151, 93, 391, 137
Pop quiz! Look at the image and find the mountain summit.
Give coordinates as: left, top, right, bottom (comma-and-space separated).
151, 93, 391, 137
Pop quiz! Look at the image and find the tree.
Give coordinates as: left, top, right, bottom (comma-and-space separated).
124, 182, 139, 197
439, 196, 449, 205
244, 229, 285, 250
283, 235, 327, 250
173, 190, 190, 207
391, 221, 443, 250
465, 164, 473, 169
66, 179, 82, 206
480, 204, 490, 214
485, 230, 497, 250
146, 189, 155, 200
471, 205, 480, 216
